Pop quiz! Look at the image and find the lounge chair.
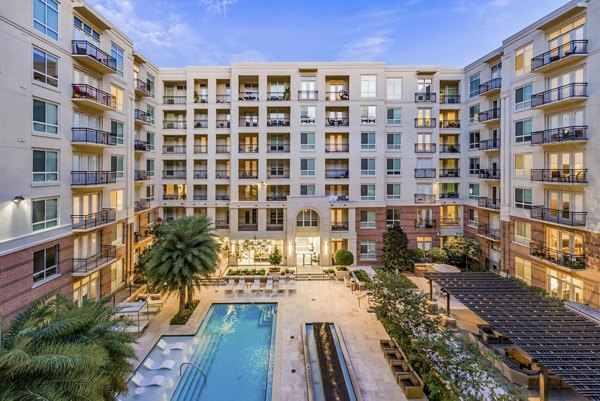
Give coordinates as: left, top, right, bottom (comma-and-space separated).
251, 277, 260, 293
143, 358, 176, 370
131, 372, 166, 387
276, 280, 286, 293
287, 279, 296, 293
157, 339, 185, 351
265, 277, 273, 293
235, 278, 246, 293
225, 278, 235, 293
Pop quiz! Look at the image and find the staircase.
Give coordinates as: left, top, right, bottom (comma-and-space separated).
294, 273, 330, 281
258, 304, 276, 327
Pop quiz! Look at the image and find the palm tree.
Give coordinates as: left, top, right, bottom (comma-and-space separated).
0, 295, 136, 401
142, 215, 221, 315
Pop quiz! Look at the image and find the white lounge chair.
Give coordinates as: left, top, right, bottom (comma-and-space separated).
265, 277, 273, 293
143, 358, 176, 370
276, 280, 286, 293
225, 278, 235, 293
235, 278, 246, 293
251, 277, 260, 292
287, 279, 296, 293
157, 339, 185, 351
131, 372, 166, 387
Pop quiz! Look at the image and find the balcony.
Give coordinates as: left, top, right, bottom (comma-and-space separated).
216, 145, 231, 154
72, 171, 116, 186
134, 109, 153, 125
439, 120, 460, 129
415, 118, 436, 128
530, 242, 586, 270
193, 169, 207, 179
239, 223, 258, 231
325, 169, 349, 179
478, 78, 501, 96
331, 222, 349, 232
267, 194, 287, 201
239, 92, 259, 101
193, 194, 208, 200
239, 118, 259, 128
71, 40, 116, 74
532, 40, 588, 73
414, 168, 436, 179
415, 219, 436, 228
163, 145, 186, 155
72, 245, 117, 276
216, 94, 231, 103
134, 198, 151, 212
134, 78, 151, 97
215, 170, 230, 179
478, 108, 501, 123
239, 170, 258, 179
266, 223, 284, 232
134, 139, 151, 152
194, 145, 207, 154
530, 206, 586, 227
415, 92, 436, 102
477, 224, 500, 241
163, 193, 186, 200
479, 138, 500, 151
216, 120, 231, 129
215, 220, 229, 229
439, 192, 459, 199
414, 143, 436, 153
441, 218, 460, 226
478, 197, 501, 210
325, 143, 349, 153
267, 144, 290, 153
72, 84, 115, 111
531, 126, 587, 145
239, 195, 258, 201
134, 170, 149, 181
194, 94, 208, 103
325, 117, 349, 127
239, 144, 259, 153
162, 170, 186, 179
439, 144, 460, 153
72, 209, 116, 231
267, 169, 290, 179
530, 169, 587, 184
264, 118, 289, 127
439, 169, 460, 178
531, 83, 587, 108
326, 91, 349, 101
298, 90, 318, 101
440, 94, 460, 104
163, 120, 186, 129
71, 127, 116, 146
267, 91, 289, 101
478, 169, 500, 180
163, 96, 186, 105
414, 194, 435, 204
134, 226, 153, 243
194, 119, 208, 129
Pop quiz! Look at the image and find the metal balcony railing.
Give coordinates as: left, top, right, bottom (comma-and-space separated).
479, 138, 501, 150
134, 198, 151, 212
134, 78, 151, 95
530, 242, 586, 270
134, 170, 149, 181
441, 218, 460, 226
163, 145, 186, 154
134, 139, 151, 151
439, 192, 459, 199
414, 143, 436, 153
266, 223, 284, 231
194, 145, 207, 153
163, 194, 186, 200
531, 126, 587, 145
479, 78, 501, 95
134, 109, 154, 124
439, 169, 460, 178
266, 118, 290, 127
238, 144, 259, 153
478, 224, 500, 240
298, 90, 318, 101
238, 223, 258, 231
72, 208, 116, 230
439, 120, 460, 129
72, 84, 116, 108
72, 171, 116, 186
71, 127, 117, 146
267, 144, 290, 153
478, 108, 501, 122
71, 40, 116, 71
478, 197, 501, 210
162, 170, 186, 179
325, 169, 349, 179
239, 91, 259, 101
331, 222, 349, 231
216, 94, 231, 103
325, 117, 349, 126
215, 220, 229, 229
72, 245, 117, 275
532, 40, 588, 70
216, 145, 230, 153
530, 169, 587, 184
530, 206, 586, 227
414, 168, 436, 178
440, 94, 460, 104
531, 83, 587, 107
193, 170, 208, 179
215, 170, 230, 179
238, 170, 258, 179
415, 92, 436, 102
267, 169, 290, 178
478, 169, 500, 180
325, 143, 349, 153
163, 95, 186, 104
414, 118, 436, 128
439, 144, 460, 153
326, 90, 349, 101
193, 119, 208, 129
414, 194, 436, 204
267, 91, 289, 101
216, 120, 231, 128
163, 120, 186, 129
266, 194, 288, 201
239, 118, 259, 127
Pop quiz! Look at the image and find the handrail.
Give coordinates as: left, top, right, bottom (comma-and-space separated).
180, 362, 207, 382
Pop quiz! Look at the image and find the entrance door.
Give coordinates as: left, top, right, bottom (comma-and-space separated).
295, 237, 319, 266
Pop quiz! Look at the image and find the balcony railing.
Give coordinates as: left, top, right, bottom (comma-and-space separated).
134, 170, 149, 181
194, 145, 207, 153
163, 120, 186, 129
441, 218, 460, 226
72, 171, 116, 186
239, 223, 258, 231
477, 224, 500, 240
267, 144, 290, 153
163, 96, 186, 104
439, 120, 460, 129
163, 194, 186, 200
325, 169, 349, 179
194, 169, 208, 179
215, 220, 229, 229
325, 117, 349, 126
298, 90, 318, 101
267, 194, 288, 201
439, 144, 460, 153
239, 92, 259, 101
134, 226, 153, 243
439, 169, 460, 178
134, 109, 153, 124
239, 170, 258, 179
530, 206, 586, 227
326, 91, 349, 101
440, 94, 460, 104
331, 222, 349, 231
325, 143, 349, 153
267, 118, 290, 127
478, 108, 501, 122
439, 192, 459, 199
134, 139, 151, 151
239, 195, 258, 201
267, 169, 290, 179
239, 118, 259, 127
72, 209, 116, 230
532, 40, 588, 71
530, 169, 587, 184
162, 170, 186, 179
415, 219, 436, 228
531, 126, 587, 145
72, 245, 117, 275
415, 168, 436, 178
215, 169, 230, 179
531, 83, 587, 107
71, 127, 117, 146
134, 78, 150, 95
266, 223, 284, 231
239, 144, 259, 153
72, 84, 116, 108
479, 138, 501, 150
530, 242, 586, 270
478, 169, 500, 180
194, 94, 208, 103
194, 119, 208, 129
415, 118, 436, 128
267, 91, 289, 101
193, 194, 208, 200
415, 92, 436, 102
216, 145, 230, 153
163, 145, 186, 154
216, 120, 231, 129
414, 143, 436, 153
414, 194, 435, 204
216, 94, 231, 103
134, 198, 151, 212
71, 40, 116, 71
329, 195, 349, 202
479, 78, 501, 95
478, 197, 501, 210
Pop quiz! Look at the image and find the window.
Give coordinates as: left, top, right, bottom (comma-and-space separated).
32, 198, 58, 231
147, 132, 155, 151
33, 0, 58, 40
73, 16, 100, 43
270, 209, 284, 225
387, 108, 401, 125
300, 106, 316, 124
110, 43, 124, 77
514, 154, 532, 177
387, 209, 401, 226
33, 149, 58, 182
361, 75, 376, 98
111, 85, 124, 111
469, 105, 480, 123
146, 159, 155, 177
361, 159, 375, 176
387, 133, 401, 150
110, 260, 124, 291
300, 159, 315, 176
417, 237, 432, 252
33, 245, 58, 283
515, 257, 532, 284
386, 158, 401, 175
111, 121, 124, 145
146, 106, 155, 124
146, 184, 155, 199
301, 132, 315, 150
469, 158, 480, 175
515, 43, 533, 77
361, 132, 376, 150
110, 189, 124, 211
360, 241, 376, 260
147, 74, 155, 96
469, 131, 480, 149
514, 221, 531, 246
386, 78, 402, 100
515, 84, 532, 110
33, 99, 58, 134
112, 223, 123, 247
300, 184, 315, 196
111, 156, 124, 179
515, 188, 532, 209
469, 183, 480, 200
469, 73, 480, 97
361, 106, 376, 124
360, 211, 376, 229
361, 184, 375, 201
33, 48, 58, 87
468, 209, 479, 227
386, 184, 401, 200
515, 119, 532, 143
297, 209, 318, 227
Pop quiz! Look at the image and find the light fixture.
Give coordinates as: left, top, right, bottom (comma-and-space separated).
13, 194, 25, 203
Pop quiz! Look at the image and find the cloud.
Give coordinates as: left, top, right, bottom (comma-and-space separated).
230, 49, 267, 62
337, 31, 394, 61
200, 0, 238, 15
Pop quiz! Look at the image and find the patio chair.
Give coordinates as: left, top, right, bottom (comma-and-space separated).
143, 358, 176, 371
287, 279, 296, 293
235, 278, 246, 293
251, 277, 260, 293
225, 278, 235, 293
265, 277, 273, 293
157, 339, 185, 351
131, 372, 166, 387
276, 280, 286, 293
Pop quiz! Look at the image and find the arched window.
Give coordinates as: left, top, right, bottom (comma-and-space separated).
296, 209, 319, 227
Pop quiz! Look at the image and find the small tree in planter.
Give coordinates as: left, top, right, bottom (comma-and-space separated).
268, 246, 283, 277
382, 225, 417, 272
333, 249, 353, 279
445, 234, 482, 270
428, 247, 449, 264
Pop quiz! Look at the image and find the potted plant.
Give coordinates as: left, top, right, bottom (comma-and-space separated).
194, 90, 199, 103
323, 268, 335, 278
333, 249, 353, 279
268, 246, 283, 279
283, 87, 290, 100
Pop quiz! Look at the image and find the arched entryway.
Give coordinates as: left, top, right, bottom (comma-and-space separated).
295, 209, 320, 267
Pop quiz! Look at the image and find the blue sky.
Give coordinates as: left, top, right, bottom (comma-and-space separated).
88, 0, 569, 68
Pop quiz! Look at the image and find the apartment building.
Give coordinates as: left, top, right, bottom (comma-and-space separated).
1, 0, 599, 319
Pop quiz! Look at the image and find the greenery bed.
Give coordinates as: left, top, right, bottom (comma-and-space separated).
227, 268, 266, 276
170, 300, 200, 325
353, 269, 372, 284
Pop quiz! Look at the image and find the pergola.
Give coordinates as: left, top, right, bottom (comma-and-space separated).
423, 272, 600, 401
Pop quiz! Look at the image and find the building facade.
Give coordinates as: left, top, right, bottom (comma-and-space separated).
1, 0, 599, 320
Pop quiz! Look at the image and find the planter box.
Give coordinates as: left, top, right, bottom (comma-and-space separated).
335, 270, 350, 280
399, 371, 425, 399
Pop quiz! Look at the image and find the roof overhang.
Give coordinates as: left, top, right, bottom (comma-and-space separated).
73, 4, 112, 31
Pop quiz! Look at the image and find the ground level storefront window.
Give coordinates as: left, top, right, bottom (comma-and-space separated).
231, 239, 283, 266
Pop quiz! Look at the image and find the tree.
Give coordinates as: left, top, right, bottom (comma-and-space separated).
445, 234, 482, 269
141, 215, 221, 315
333, 249, 354, 270
268, 246, 283, 267
428, 247, 449, 263
382, 225, 416, 272
0, 295, 136, 401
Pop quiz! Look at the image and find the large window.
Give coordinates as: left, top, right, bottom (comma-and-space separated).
361, 106, 376, 124
110, 189, 124, 211
469, 131, 480, 149
361, 75, 376, 98
147, 74, 155, 96
297, 209, 318, 227
387, 108, 401, 125
386, 184, 401, 200
515, 257, 532, 284
360, 211, 376, 229
360, 241, 376, 260
387, 133, 401, 150
33, 0, 58, 40
33, 99, 58, 134
515, 84, 532, 110
300, 184, 315, 196
360, 159, 375, 176
515, 188, 532, 209
515, 119, 532, 143
33, 245, 58, 283
469, 104, 480, 123
112, 223, 123, 247
386, 78, 402, 100
417, 237, 433, 252
301, 132, 315, 150
469, 73, 480, 98
469, 183, 480, 200
468, 209, 478, 227
32, 198, 58, 231
386, 209, 401, 226
469, 158, 480, 175
386, 158, 401, 175
110, 260, 124, 291
514, 221, 531, 246
33, 149, 58, 182
111, 85, 124, 111
514, 154, 532, 177
111, 120, 124, 145
146, 159, 155, 177
361, 184, 375, 201
361, 132, 376, 150
515, 43, 533, 77
300, 106, 316, 124
300, 159, 315, 176
111, 156, 124, 179
33, 48, 58, 87
110, 43, 124, 77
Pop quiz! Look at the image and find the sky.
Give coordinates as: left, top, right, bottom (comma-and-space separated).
88, 0, 569, 68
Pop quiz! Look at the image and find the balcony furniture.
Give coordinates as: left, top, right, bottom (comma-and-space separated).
326, 118, 349, 126
531, 126, 587, 145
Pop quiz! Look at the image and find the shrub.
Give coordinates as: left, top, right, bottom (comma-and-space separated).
170, 300, 200, 325
427, 247, 448, 263
268, 246, 283, 267
354, 269, 372, 284
333, 249, 354, 269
